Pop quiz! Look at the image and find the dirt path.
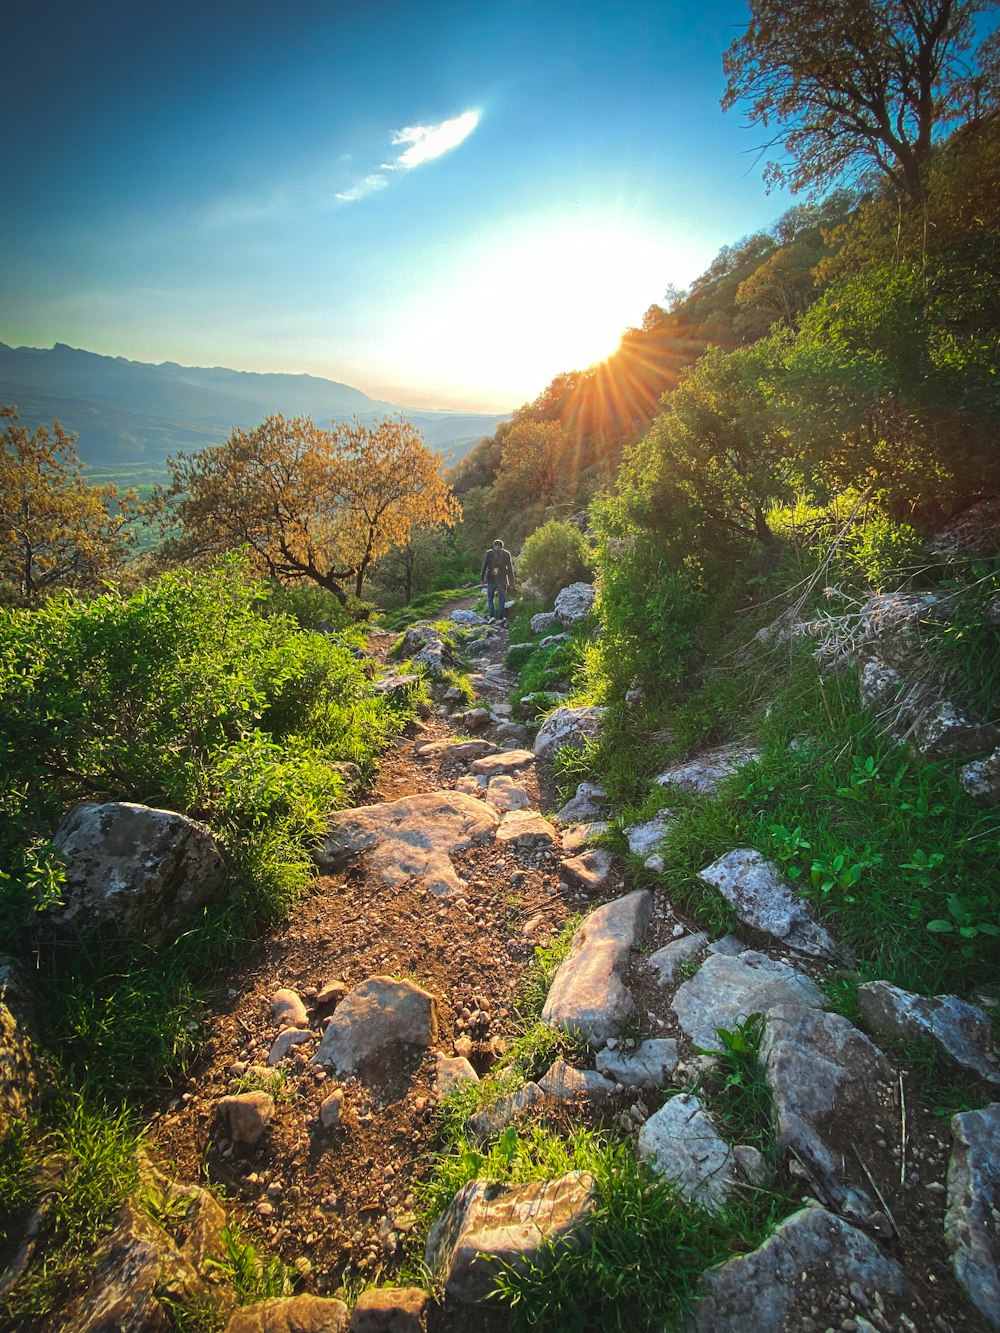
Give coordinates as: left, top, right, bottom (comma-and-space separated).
147, 607, 573, 1317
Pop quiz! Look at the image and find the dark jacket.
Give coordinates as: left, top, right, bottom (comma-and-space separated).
481, 545, 515, 588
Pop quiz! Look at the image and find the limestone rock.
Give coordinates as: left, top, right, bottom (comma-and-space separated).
561, 821, 610, 856
653, 746, 760, 797
496, 809, 559, 851
533, 706, 606, 762
0, 996, 40, 1138
434, 1053, 479, 1098
538, 1058, 617, 1101
225, 1295, 350, 1332
762, 1005, 900, 1232
61, 1192, 227, 1333
554, 582, 595, 626
559, 847, 614, 892
266, 1028, 311, 1065
450, 609, 486, 625
539, 632, 571, 650
313, 977, 437, 1080
960, 747, 1000, 807
349, 1286, 429, 1332
697, 848, 839, 958
483, 775, 532, 813
530, 611, 560, 634
319, 1090, 344, 1129
469, 749, 536, 778
269, 988, 308, 1029
425, 1172, 596, 1303
467, 1082, 545, 1141
218, 1092, 274, 1151
623, 810, 677, 860
316, 792, 499, 897
372, 674, 420, 700
858, 981, 1000, 1085
911, 698, 999, 760
49, 801, 226, 940
596, 1038, 678, 1088
646, 932, 709, 986
542, 890, 652, 1046
460, 707, 492, 733
637, 1093, 735, 1213
945, 1102, 1000, 1328
672, 949, 824, 1052
689, 1205, 916, 1332
416, 739, 497, 764
557, 782, 607, 824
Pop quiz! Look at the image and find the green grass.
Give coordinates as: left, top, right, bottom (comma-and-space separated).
376, 586, 479, 631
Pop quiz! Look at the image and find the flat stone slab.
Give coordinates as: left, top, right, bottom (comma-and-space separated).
559, 847, 614, 892
654, 745, 761, 797
496, 809, 559, 851
425, 1172, 596, 1303
596, 1038, 678, 1088
316, 792, 499, 897
646, 932, 710, 985
637, 1093, 735, 1213
672, 949, 824, 1052
415, 739, 497, 763
484, 775, 533, 812
762, 1004, 901, 1233
859, 981, 1000, 1085
372, 673, 420, 698
533, 706, 606, 762
689, 1205, 916, 1332
946, 1102, 1000, 1327
542, 891, 653, 1047
312, 977, 438, 1081
538, 1058, 618, 1101
470, 749, 536, 777
349, 1287, 429, 1333
698, 848, 839, 958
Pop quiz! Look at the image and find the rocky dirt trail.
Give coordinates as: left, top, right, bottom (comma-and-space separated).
146, 604, 604, 1327
138, 594, 1000, 1333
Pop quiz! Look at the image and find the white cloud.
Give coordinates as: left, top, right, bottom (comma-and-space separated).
336, 108, 481, 204
387, 110, 481, 170
335, 173, 390, 204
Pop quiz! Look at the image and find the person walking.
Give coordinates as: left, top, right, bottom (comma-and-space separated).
481, 538, 515, 623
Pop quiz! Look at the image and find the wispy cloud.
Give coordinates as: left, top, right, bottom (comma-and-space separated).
335, 173, 389, 204
337, 108, 481, 205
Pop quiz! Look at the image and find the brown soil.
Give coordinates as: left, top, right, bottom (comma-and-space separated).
146, 606, 578, 1327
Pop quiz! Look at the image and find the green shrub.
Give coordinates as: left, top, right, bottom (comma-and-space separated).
516, 520, 593, 606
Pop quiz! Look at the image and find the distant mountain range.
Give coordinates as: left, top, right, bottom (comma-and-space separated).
0, 342, 508, 475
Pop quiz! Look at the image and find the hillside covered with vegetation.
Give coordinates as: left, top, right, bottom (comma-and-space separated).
1, 0, 998, 1329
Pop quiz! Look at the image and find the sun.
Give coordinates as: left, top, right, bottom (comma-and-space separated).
386, 213, 669, 403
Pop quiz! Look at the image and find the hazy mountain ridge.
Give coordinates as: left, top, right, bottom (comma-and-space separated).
0, 342, 507, 471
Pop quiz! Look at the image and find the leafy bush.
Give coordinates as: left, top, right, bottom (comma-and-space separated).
516, 520, 593, 605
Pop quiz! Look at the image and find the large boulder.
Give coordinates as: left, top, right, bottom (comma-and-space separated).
312, 977, 438, 1081
49, 802, 226, 940
689, 1205, 917, 1332
554, 582, 595, 626
316, 792, 499, 897
542, 890, 652, 1046
945, 1102, 1000, 1328
671, 949, 824, 1051
533, 706, 606, 762
762, 1005, 901, 1233
425, 1172, 596, 1303
697, 849, 839, 959
858, 981, 1000, 1086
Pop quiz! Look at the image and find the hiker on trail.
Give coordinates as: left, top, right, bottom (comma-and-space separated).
481, 538, 515, 623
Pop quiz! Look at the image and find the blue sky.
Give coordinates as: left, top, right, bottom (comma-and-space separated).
1, 0, 795, 410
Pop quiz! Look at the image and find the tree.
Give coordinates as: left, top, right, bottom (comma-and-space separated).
162, 414, 460, 603
723, 0, 998, 203
0, 407, 137, 605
